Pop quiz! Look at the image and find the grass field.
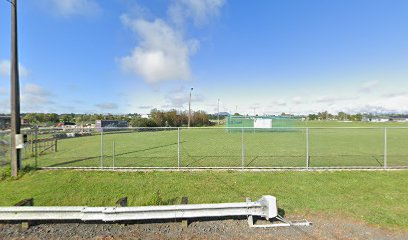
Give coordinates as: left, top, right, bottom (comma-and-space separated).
10, 121, 408, 168
1, 121, 408, 231
0, 170, 407, 230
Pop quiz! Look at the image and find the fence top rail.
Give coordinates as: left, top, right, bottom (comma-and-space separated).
2, 126, 408, 134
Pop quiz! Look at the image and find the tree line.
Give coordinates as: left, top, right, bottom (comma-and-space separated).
20, 109, 213, 127
132, 109, 212, 127
7, 110, 369, 127
307, 111, 362, 121
21, 113, 136, 125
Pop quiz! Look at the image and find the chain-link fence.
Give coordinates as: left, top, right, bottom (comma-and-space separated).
0, 130, 11, 167
1, 127, 408, 170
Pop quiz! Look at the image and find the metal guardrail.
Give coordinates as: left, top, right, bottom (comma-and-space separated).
0, 196, 274, 221
0, 195, 311, 227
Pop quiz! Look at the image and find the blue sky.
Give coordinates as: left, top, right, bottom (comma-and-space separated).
0, 0, 407, 115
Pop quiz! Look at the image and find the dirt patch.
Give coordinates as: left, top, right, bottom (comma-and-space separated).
0, 214, 407, 240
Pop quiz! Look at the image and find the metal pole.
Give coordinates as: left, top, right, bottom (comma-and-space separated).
306, 128, 309, 169
10, 0, 21, 177
188, 88, 193, 128
384, 127, 387, 169
241, 127, 244, 168
100, 128, 104, 169
178, 128, 180, 171
34, 127, 38, 169
217, 98, 220, 125
112, 141, 115, 170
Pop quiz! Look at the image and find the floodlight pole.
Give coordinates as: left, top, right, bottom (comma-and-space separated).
188, 88, 193, 128
10, 0, 21, 177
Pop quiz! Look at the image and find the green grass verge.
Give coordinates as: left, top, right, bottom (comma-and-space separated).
0, 170, 407, 230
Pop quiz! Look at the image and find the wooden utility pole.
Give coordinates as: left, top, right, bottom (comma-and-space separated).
10, 0, 21, 177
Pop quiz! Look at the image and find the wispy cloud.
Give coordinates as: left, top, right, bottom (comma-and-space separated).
24, 83, 51, 96
95, 102, 118, 110
0, 99, 8, 113
292, 96, 303, 105
168, 0, 226, 26
139, 105, 153, 109
381, 91, 407, 98
162, 87, 204, 108
315, 95, 357, 103
0, 59, 29, 78
0, 87, 6, 95
119, 0, 225, 84
21, 83, 55, 112
359, 80, 379, 93
43, 0, 102, 17
268, 99, 287, 107
344, 105, 397, 114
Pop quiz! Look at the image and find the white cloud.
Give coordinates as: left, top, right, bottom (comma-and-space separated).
0, 87, 6, 95
21, 83, 55, 112
95, 102, 118, 110
292, 97, 303, 105
120, 17, 198, 83
0, 99, 8, 113
0, 59, 29, 78
315, 96, 357, 103
359, 80, 379, 93
24, 83, 51, 96
381, 91, 407, 98
168, 0, 226, 26
268, 99, 286, 107
44, 0, 101, 17
119, 1, 225, 84
139, 105, 153, 109
162, 87, 204, 108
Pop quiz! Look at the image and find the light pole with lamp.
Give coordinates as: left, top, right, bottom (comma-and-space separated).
217, 98, 220, 125
188, 88, 193, 128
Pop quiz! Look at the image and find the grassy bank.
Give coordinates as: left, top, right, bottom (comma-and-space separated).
1, 170, 407, 229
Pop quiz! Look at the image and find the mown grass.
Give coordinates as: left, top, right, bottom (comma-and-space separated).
0, 170, 407, 230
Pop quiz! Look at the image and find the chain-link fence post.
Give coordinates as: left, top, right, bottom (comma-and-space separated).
306, 128, 309, 170
113, 141, 115, 170
178, 127, 180, 171
384, 127, 387, 169
241, 127, 244, 169
100, 127, 104, 169
34, 126, 38, 169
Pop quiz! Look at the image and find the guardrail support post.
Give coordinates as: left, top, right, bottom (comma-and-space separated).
181, 196, 189, 228
15, 198, 34, 230
384, 127, 387, 169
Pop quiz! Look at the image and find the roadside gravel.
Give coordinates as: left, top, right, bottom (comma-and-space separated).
0, 214, 407, 239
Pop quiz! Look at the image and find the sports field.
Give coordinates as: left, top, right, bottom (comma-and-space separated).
13, 121, 408, 169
